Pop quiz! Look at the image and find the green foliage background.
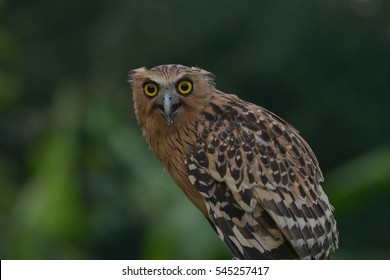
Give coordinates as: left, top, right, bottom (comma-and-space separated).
1, 0, 389, 259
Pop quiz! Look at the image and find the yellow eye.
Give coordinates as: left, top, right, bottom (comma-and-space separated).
177, 80, 193, 95
143, 82, 158, 97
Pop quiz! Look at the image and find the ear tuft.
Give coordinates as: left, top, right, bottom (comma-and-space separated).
128, 67, 147, 83
192, 66, 216, 86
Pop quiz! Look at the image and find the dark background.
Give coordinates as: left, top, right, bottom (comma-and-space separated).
1, 0, 389, 259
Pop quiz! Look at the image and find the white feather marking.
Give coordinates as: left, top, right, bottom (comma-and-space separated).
228, 236, 244, 254
210, 169, 223, 181
188, 164, 197, 170
232, 226, 253, 247
265, 182, 276, 190
306, 238, 315, 249
307, 218, 317, 229
199, 180, 208, 186
189, 175, 196, 185
285, 217, 295, 229
252, 235, 280, 251
291, 239, 304, 248
237, 200, 255, 212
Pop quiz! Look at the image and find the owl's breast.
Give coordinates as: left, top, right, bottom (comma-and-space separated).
146, 126, 209, 216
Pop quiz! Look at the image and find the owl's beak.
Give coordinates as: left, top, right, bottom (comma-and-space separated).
156, 91, 182, 126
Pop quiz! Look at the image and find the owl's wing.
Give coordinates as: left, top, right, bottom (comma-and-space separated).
186, 95, 338, 259
186, 151, 299, 259
205, 181, 299, 259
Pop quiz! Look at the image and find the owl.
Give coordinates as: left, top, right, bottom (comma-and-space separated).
128, 64, 338, 259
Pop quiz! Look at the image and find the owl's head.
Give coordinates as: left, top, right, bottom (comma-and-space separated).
128, 64, 216, 130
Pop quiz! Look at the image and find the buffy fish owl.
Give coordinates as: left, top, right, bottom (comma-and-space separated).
128, 64, 338, 259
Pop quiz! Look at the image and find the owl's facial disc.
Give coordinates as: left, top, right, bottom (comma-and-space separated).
155, 91, 182, 126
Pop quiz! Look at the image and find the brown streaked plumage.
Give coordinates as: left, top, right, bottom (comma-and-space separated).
128, 64, 338, 259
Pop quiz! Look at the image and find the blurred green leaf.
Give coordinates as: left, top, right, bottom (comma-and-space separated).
326, 145, 390, 212
325, 145, 390, 259
10, 84, 87, 258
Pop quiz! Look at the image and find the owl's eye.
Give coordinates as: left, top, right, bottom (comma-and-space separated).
177, 80, 193, 95
143, 82, 158, 97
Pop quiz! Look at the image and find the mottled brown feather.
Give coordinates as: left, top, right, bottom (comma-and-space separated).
129, 64, 339, 259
